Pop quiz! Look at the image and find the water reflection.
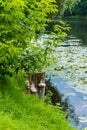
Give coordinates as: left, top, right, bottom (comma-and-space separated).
46, 77, 79, 127
46, 75, 87, 129
50, 43, 87, 128
62, 17, 87, 46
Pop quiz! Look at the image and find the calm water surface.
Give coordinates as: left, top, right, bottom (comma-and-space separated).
51, 17, 87, 129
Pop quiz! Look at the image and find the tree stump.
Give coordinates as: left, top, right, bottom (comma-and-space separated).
27, 72, 46, 100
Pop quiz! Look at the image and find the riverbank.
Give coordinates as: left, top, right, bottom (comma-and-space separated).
46, 77, 79, 127
0, 72, 76, 130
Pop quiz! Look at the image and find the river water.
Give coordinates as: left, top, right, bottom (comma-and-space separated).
38, 17, 87, 129
50, 17, 87, 129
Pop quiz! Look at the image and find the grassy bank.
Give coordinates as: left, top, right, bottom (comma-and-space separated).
0, 72, 76, 130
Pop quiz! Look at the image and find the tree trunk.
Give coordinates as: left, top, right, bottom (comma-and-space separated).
26, 72, 46, 100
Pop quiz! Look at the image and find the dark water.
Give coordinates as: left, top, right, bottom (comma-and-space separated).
50, 17, 87, 129
63, 17, 87, 46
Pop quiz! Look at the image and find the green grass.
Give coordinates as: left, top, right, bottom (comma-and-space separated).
0, 72, 76, 130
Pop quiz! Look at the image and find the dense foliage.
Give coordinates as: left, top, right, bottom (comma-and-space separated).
64, 0, 87, 16
0, 0, 70, 78
56, 0, 80, 15
72, 0, 87, 16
